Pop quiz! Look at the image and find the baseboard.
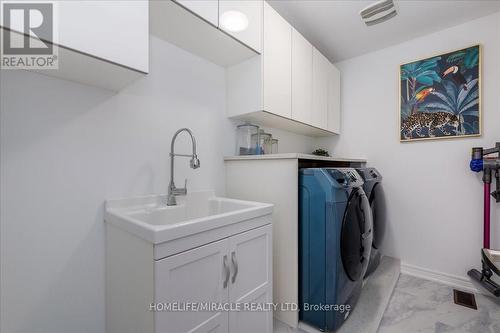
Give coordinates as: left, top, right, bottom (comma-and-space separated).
401, 262, 483, 294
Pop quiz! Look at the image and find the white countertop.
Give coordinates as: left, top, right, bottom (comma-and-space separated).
224, 153, 367, 163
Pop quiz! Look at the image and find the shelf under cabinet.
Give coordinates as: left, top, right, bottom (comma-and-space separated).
230, 110, 339, 137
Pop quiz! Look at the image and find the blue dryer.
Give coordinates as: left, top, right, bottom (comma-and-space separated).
299, 168, 373, 332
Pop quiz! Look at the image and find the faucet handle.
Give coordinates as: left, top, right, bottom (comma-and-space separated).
171, 179, 188, 196
182, 179, 188, 195
176, 178, 187, 195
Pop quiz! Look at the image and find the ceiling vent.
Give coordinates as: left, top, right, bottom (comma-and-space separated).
360, 0, 397, 26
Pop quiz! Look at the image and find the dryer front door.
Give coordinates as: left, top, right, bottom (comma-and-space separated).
370, 182, 387, 250
340, 188, 373, 281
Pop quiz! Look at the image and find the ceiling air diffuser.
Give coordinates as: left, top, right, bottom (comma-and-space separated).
360, 0, 397, 26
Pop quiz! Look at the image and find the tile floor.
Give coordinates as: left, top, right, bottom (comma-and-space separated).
273, 319, 307, 333
378, 274, 500, 333
275, 274, 500, 333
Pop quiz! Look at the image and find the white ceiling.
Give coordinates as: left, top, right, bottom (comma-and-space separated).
268, 0, 500, 63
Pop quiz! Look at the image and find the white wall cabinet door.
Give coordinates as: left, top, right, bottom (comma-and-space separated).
176, 0, 219, 26
58, 0, 149, 73
228, 225, 273, 333
0, 0, 148, 90
312, 48, 329, 129
291, 28, 313, 125
219, 0, 263, 53
155, 239, 230, 333
263, 2, 292, 119
2, 0, 149, 73
328, 64, 341, 134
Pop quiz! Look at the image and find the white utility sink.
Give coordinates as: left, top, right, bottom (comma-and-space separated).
105, 190, 273, 244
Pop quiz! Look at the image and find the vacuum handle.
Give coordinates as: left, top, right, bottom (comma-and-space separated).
493, 170, 500, 203
472, 147, 483, 160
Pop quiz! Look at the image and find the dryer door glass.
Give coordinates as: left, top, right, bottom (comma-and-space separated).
370, 182, 387, 249
341, 188, 373, 281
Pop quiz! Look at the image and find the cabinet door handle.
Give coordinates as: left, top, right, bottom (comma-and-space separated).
231, 251, 238, 284
223, 255, 230, 288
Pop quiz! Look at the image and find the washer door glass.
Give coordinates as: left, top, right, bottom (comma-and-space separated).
370, 182, 386, 249
341, 188, 373, 281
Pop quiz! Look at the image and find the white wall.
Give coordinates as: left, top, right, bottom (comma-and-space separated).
4, 10, 497, 333
319, 12, 500, 281
0, 36, 313, 333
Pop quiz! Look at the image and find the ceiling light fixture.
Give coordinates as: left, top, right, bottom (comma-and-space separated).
360, 0, 397, 26
220, 10, 249, 33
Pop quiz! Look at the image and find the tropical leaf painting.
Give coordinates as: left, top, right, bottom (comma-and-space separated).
399, 45, 481, 141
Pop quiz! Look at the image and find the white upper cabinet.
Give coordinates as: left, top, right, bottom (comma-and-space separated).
328, 64, 341, 134
151, 1, 258, 67
312, 48, 330, 129
1, 0, 149, 90
58, 1, 149, 73
219, 1, 263, 53
225, 1, 340, 136
263, 2, 292, 119
176, 0, 219, 26
291, 28, 313, 125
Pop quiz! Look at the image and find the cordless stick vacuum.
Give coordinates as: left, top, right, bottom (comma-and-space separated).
469, 142, 500, 297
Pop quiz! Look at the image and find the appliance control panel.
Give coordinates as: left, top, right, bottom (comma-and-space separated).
325, 168, 364, 188
356, 167, 382, 181
367, 167, 381, 180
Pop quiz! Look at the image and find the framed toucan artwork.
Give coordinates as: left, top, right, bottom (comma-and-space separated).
399, 45, 481, 142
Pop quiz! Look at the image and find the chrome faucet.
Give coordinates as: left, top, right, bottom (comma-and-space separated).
167, 128, 200, 206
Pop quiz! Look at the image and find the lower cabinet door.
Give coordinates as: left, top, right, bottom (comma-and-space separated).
155, 238, 230, 333
228, 225, 273, 333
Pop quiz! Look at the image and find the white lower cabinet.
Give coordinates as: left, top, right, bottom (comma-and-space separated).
106, 198, 273, 333
228, 226, 273, 333
153, 224, 272, 333
155, 239, 229, 332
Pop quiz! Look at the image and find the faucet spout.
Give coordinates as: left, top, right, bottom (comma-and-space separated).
167, 128, 200, 206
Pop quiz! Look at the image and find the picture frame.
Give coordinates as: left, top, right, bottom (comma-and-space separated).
399, 45, 482, 142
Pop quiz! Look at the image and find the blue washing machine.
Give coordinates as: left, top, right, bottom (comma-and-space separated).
356, 168, 387, 278
299, 168, 373, 332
